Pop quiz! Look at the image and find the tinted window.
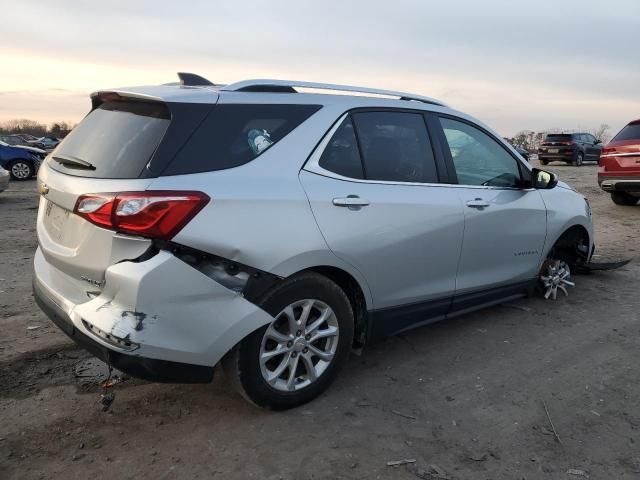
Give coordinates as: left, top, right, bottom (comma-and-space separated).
319, 117, 364, 179
545, 134, 573, 142
48, 100, 170, 178
165, 104, 321, 175
351, 112, 438, 183
612, 123, 640, 142
440, 117, 521, 187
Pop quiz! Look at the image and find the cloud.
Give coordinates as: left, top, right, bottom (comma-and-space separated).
1, 0, 638, 135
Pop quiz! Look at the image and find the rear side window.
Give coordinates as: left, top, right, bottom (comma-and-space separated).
612, 123, 640, 142
164, 104, 321, 175
352, 111, 438, 183
49, 100, 170, 178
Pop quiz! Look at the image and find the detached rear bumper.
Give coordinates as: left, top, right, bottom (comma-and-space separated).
33, 276, 214, 383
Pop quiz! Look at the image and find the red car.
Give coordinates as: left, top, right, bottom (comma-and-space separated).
598, 119, 640, 205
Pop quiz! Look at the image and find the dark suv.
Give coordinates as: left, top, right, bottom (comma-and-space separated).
538, 133, 602, 166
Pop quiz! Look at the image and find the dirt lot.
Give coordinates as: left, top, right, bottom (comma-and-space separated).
1, 161, 639, 479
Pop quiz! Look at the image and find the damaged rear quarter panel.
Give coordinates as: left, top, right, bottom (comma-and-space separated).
146, 103, 374, 308
73, 251, 275, 366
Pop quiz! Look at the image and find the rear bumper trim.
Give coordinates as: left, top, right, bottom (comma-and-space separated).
598, 177, 640, 192
33, 277, 214, 384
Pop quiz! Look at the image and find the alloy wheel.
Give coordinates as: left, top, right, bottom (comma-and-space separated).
540, 260, 575, 299
11, 161, 31, 179
259, 299, 339, 392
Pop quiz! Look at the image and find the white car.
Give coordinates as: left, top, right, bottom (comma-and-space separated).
0, 166, 9, 192
33, 74, 593, 409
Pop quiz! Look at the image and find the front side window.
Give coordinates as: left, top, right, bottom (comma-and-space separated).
352, 111, 438, 183
439, 117, 521, 188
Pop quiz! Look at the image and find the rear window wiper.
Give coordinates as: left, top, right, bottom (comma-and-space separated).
52, 154, 96, 170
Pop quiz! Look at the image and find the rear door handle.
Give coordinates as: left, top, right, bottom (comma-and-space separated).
332, 196, 370, 207
466, 198, 490, 209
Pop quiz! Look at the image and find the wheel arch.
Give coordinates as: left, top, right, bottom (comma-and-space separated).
543, 223, 591, 268
300, 265, 369, 347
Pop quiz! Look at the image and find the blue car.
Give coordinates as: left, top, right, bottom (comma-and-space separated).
0, 141, 46, 180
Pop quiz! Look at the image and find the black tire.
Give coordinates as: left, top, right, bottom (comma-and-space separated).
540, 160, 549, 166
8, 159, 34, 180
222, 272, 354, 410
573, 152, 584, 167
611, 192, 638, 206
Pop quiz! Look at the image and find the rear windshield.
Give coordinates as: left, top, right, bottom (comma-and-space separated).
612, 123, 640, 142
162, 104, 322, 175
545, 134, 573, 141
49, 100, 170, 178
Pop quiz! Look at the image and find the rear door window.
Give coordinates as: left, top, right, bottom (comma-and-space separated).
49, 100, 170, 178
351, 111, 438, 183
163, 104, 321, 175
318, 117, 364, 179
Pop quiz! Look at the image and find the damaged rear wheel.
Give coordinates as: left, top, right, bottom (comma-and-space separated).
222, 272, 354, 410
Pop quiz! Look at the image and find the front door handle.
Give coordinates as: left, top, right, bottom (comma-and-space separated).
466, 198, 490, 209
333, 196, 370, 208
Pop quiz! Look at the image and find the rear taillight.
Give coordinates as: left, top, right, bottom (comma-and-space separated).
74, 191, 210, 240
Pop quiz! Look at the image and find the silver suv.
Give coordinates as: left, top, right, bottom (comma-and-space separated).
33, 74, 594, 409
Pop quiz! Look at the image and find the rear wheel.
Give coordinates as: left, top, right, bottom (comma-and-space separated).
573, 152, 584, 167
540, 160, 549, 166
222, 272, 354, 409
9, 160, 34, 180
611, 191, 638, 206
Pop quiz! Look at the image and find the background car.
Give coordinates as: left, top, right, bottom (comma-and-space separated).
0, 141, 44, 180
598, 119, 640, 205
0, 165, 9, 192
538, 132, 602, 166
0, 134, 30, 146
32, 136, 60, 152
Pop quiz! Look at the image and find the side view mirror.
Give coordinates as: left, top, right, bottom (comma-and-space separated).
531, 168, 558, 189
594, 139, 602, 145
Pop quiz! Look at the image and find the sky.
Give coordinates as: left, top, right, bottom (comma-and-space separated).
1, 0, 638, 137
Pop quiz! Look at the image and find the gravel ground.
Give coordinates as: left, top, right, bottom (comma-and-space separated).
1, 160, 639, 479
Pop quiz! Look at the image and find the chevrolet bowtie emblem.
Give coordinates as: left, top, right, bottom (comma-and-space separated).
38, 183, 49, 195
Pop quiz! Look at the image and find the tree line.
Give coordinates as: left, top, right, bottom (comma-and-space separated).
0, 119, 76, 138
507, 124, 612, 152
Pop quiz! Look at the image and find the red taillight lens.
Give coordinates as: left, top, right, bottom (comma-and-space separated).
74, 191, 210, 240
75, 194, 115, 228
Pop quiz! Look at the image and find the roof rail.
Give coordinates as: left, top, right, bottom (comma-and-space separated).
220, 79, 446, 106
